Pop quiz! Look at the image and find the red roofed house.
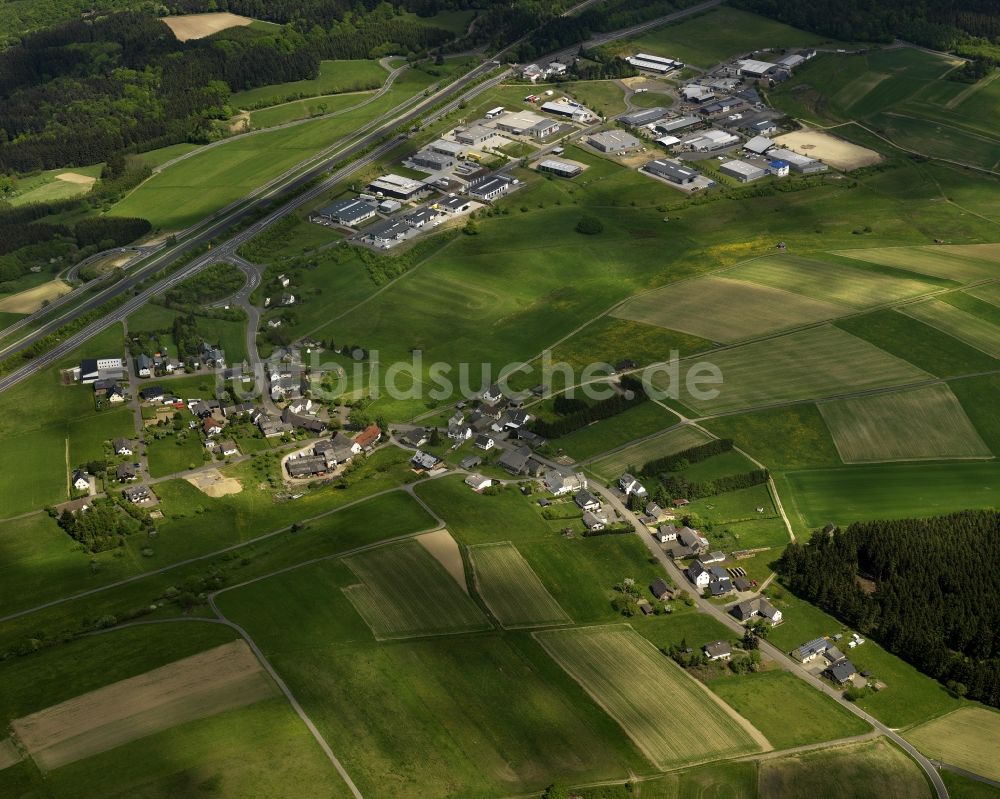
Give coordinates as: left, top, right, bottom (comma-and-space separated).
355, 423, 382, 452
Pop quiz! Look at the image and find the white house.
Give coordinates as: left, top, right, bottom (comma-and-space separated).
687, 561, 712, 589
543, 467, 586, 496
475, 434, 495, 451
619, 473, 648, 497
71, 470, 90, 492
464, 473, 493, 492
655, 524, 679, 543
574, 489, 601, 512
113, 439, 133, 457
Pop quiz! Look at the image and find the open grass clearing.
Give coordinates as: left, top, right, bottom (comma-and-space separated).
817, 383, 991, 463
902, 299, 1000, 358
758, 738, 931, 799
906, 707, 1000, 783
161, 12, 254, 41
778, 461, 1000, 533
951, 374, 1000, 455
232, 59, 388, 109
835, 244, 1000, 284
468, 542, 571, 628
707, 671, 870, 749
590, 424, 713, 479
703, 405, 842, 471
7, 164, 102, 206
0, 279, 71, 314
941, 770, 1000, 799
666, 325, 930, 415
249, 90, 377, 128
554, 401, 680, 461
536, 625, 767, 770
341, 538, 489, 639
12, 640, 274, 771
730, 254, 940, 308
612, 275, 851, 343
619, 7, 831, 69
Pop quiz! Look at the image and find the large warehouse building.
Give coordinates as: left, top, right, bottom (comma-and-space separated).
644, 159, 700, 185
618, 107, 669, 128
625, 53, 683, 73
588, 129, 642, 153
768, 147, 829, 174
719, 160, 766, 183
313, 197, 377, 226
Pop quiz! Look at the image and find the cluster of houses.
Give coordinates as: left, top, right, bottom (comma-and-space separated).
284, 423, 382, 479
134, 351, 182, 379
792, 635, 862, 685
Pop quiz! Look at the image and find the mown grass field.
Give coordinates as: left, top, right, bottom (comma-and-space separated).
703, 405, 842, 470
707, 671, 870, 750
231, 59, 388, 109
146, 430, 207, 477
469, 542, 571, 628
817, 383, 990, 463
619, 7, 831, 68
951, 374, 1000, 454
590, 424, 713, 479
667, 325, 929, 415
902, 299, 1000, 358
553, 401, 680, 461
906, 707, 1000, 783
758, 738, 931, 799
536, 625, 766, 770
778, 461, 1000, 532
835, 244, 1000, 283
968, 282, 1000, 308
249, 90, 377, 128
7, 164, 103, 207
342, 539, 490, 639
730, 254, 941, 307
613, 274, 849, 343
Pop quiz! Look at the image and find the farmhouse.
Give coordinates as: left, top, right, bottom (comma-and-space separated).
574, 489, 601, 512
411, 151, 453, 171
113, 438, 132, 456
650, 579, 674, 601
655, 115, 701, 134
122, 485, 152, 504
730, 596, 783, 624
468, 174, 515, 201
139, 385, 165, 402
703, 640, 732, 661
644, 159, 699, 185
313, 198, 377, 226
202, 417, 223, 436
793, 637, 831, 663
365, 218, 411, 247
401, 428, 429, 448
355, 423, 382, 451
683, 129, 740, 151
455, 124, 495, 146
588, 130, 641, 154
135, 353, 152, 377
542, 466, 586, 495
625, 53, 681, 73
71, 470, 90, 492
619, 473, 647, 498
475, 433, 496, 451
116, 463, 137, 482
737, 59, 777, 78
368, 173, 425, 200
687, 561, 730, 595
655, 523, 679, 543
582, 510, 607, 531
77, 357, 125, 384
720, 160, 766, 182
826, 658, 859, 685
215, 440, 239, 457
286, 455, 330, 478
618, 107, 669, 128
410, 450, 441, 471
497, 446, 543, 476
768, 147, 828, 174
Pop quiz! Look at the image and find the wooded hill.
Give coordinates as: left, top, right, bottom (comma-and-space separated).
777, 510, 1000, 709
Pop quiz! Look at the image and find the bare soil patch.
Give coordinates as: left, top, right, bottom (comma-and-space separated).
0, 280, 71, 314
161, 13, 254, 42
186, 468, 243, 497
229, 110, 251, 134
55, 172, 97, 187
417, 529, 468, 594
774, 130, 881, 170
12, 640, 274, 771
0, 737, 22, 770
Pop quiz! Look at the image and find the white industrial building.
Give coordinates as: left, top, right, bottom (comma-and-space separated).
625, 52, 682, 73
429, 139, 465, 158
768, 147, 829, 174
683, 129, 740, 151
738, 59, 778, 78
743, 135, 774, 155
368, 173, 425, 199
541, 100, 597, 123
537, 159, 582, 178
720, 160, 766, 182
681, 85, 715, 103
655, 115, 701, 133
588, 129, 642, 153
455, 124, 495, 146
643, 158, 699, 185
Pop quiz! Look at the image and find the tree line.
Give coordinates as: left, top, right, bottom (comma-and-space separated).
777, 510, 1000, 709
638, 438, 733, 478
531, 376, 647, 439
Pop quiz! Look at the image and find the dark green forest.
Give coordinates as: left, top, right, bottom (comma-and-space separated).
778, 510, 1000, 708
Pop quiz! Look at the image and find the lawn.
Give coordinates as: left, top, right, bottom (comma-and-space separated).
249, 90, 377, 129
468, 542, 572, 628
758, 738, 931, 799
341, 538, 490, 639
3, 698, 353, 799
231, 59, 389, 109
906, 708, 1000, 782
765, 588, 963, 728
536, 625, 766, 770
554, 401, 680, 461
560, 80, 629, 117
816, 383, 990, 463
666, 325, 929, 415
7, 164, 103, 207
702, 405, 842, 471
779, 460, 1000, 532
620, 7, 832, 68
706, 671, 870, 750
145, 430, 208, 477
730, 254, 941, 308
836, 309, 999, 378
613, 274, 850, 343
590, 424, 714, 479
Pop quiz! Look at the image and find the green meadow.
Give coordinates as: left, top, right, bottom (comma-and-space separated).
231, 59, 389, 109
